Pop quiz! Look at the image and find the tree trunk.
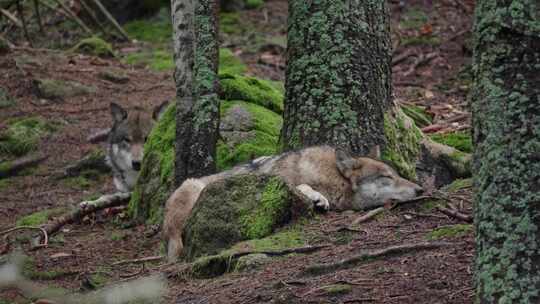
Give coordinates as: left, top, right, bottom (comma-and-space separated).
280, 0, 391, 155
472, 1, 540, 303
172, 0, 220, 187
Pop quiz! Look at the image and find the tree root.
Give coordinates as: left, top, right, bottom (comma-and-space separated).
437, 206, 472, 223
303, 241, 453, 276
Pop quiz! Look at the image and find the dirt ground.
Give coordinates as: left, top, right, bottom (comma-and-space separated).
0, 0, 476, 303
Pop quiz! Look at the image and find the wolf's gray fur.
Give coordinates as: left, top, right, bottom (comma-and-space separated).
107, 102, 168, 192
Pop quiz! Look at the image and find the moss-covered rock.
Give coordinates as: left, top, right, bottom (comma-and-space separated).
16, 208, 66, 226
401, 104, 433, 128
181, 174, 312, 261
0, 117, 57, 157
34, 78, 96, 100
219, 48, 247, 75
97, 70, 129, 84
71, 36, 114, 57
219, 73, 284, 114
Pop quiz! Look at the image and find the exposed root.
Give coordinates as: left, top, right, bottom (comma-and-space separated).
303, 241, 453, 276
436, 206, 472, 223
0, 154, 48, 179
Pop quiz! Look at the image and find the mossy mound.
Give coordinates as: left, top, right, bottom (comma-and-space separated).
0, 117, 57, 157
430, 131, 472, 153
71, 36, 114, 58
219, 48, 247, 75
34, 78, 96, 100
427, 224, 473, 240
401, 105, 432, 128
217, 100, 282, 170
219, 73, 284, 114
181, 174, 312, 261
16, 208, 66, 226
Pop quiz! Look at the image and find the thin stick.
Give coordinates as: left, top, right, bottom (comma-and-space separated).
303, 241, 453, 276
16, 1, 33, 47
87, 128, 110, 143
87, 0, 129, 41
0, 155, 48, 179
112, 256, 164, 266
0, 226, 48, 247
32, 0, 44, 34
352, 207, 385, 225
50, 0, 93, 35
78, 0, 107, 36
437, 206, 472, 223
0, 8, 22, 27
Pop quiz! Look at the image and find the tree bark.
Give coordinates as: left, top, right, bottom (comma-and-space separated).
280, 0, 391, 155
472, 1, 540, 303
172, 0, 220, 187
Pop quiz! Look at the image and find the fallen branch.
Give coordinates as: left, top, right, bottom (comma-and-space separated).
49, 0, 93, 35
112, 256, 163, 266
0, 226, 48, 248
36, 192, 131, 243
352, 207, 385, 225
392, 49, 416, 66
403, 52, 438, 77
0, 155, 48, 179
436, 206, 472, 223
0, 8, 22, 27
303, 241, 452, 276
87, 128, 110, 143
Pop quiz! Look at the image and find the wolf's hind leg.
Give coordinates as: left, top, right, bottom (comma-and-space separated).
296, 184, 330, 210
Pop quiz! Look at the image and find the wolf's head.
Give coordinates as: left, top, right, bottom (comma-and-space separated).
108, 101, 168, 191
336, 147, 423, 210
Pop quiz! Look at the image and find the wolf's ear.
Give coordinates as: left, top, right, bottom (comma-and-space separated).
367, 145, 381, 159
153, 100, 170, 121
110, 102, 127, 123
336, 149, 361, 179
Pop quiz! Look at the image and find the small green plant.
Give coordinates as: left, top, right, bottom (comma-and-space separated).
401, 7, 429, 29
430, 131, 472, 153
427, 224, 473, 240
0, 117, 56, 157
16, 208, 65, 226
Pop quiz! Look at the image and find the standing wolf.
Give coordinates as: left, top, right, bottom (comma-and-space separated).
108, 102, 168, 192
164, 145, 423, 261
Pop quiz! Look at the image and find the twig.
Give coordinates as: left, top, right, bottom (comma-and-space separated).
352, 207, 385, 225
49, 0, 93, 35
0, 226, 48, 248
112, 256, 163, 266
78, 0, 107, 36
303, 241, 453, 276
32, 0, 44, 34
16, 1, 33, 47
436, 206, 472, 223
37, 192, 131, 243
0, 155, 48, 179
87, 0, 129, 41
405, 211, 448, 219
392, 49, 416, 66
0, 8, 21, 27
403, 52, 438, 77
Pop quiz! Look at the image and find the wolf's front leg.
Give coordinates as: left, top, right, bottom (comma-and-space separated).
296, 184, 330, 210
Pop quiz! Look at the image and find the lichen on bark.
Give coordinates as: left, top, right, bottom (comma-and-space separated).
472, 1, 540, 303
281, 0, 391, 155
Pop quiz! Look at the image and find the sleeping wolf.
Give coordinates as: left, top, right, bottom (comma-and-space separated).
108, 102, 168, 192
164, 145, 423, 262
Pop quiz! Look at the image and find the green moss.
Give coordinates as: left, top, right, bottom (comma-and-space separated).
401, 7, 429, 29
427, 224, 473, 240
430, 131, 472, 153
36, 78, 97, 100
22, 256, 71, 280
0, 117, 57, 157
220, 12, 243, 35
401, 35, 441, 47
124, 19, 172, 43
382, 108, 424, 180
62, 176, 93, 189
89, 273, 108, 288
110, 231, 127, 241
16, 208, 65, 226
219, 73, 284, 114
240, 177, 290, 239
401, 105, 433, 128
123, 50, 174, 71
219, 48, 247, 75
444, 178, 472, 192
71, 36, 114, 57
321, 284, 352, 295
217, 100, 282, 170
245, 0, 264, 9
0, 178, 10, 190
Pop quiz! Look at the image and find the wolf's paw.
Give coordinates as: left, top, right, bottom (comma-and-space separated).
296, 184, 330, 211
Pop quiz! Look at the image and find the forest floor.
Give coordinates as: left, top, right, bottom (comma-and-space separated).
1, 0, 476, 303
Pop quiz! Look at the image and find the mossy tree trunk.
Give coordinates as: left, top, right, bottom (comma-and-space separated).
280, 0, 391, 155
472, 1, 540, 302
172, 0, 220, 187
